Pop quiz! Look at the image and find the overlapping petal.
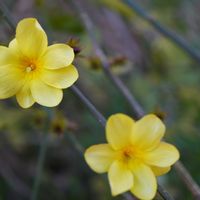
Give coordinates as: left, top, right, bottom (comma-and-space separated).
143, 142, 180, 167
130, 162, 157, 200
151, 166, 171, 176
31, 79, 63, 107
16, 83, 35, 108
106, 113, 135, 150
0, 64, 24, 99
9, 39, 22, 56
40, 65, 78, 89
131, 114, 165, 150
16, 18, 48, 59
42, 44, 74, 69
84, 144, 116, 173
108, 160, 134, 196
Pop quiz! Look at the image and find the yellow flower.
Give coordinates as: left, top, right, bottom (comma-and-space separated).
0, 18, 78, 108
85, 114, 180, 200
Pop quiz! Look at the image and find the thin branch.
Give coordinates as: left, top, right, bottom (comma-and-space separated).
157, 185, 174, 200
71, 85, 106, 126
122, 0, 200, 64
70, 0, 200, 199
174, 162, 200, 199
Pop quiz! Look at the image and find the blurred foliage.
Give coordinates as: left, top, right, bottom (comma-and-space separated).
0, 0, 200, 199
46, 12, 84, 34
97, 0, 134, 18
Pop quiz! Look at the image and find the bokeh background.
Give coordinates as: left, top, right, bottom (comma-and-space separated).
0, 0, 200, 199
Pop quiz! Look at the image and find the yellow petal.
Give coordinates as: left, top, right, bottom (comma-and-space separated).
16, 84, 35, 108
151, 166, 171, 176
106, 113, 135, 150
9, 39, 22, 56
84, 144, 116, 173
144, 142, 180, 167
40, 65, 78, 89
42, 44, 74, 69
130, 162, 157, 200
31, 79, 63, 107
0, 46, 19, 65
108, 160, 134, 196
131, 114, 165, 150
0, 64, 23, 99
16, 18, 47, 59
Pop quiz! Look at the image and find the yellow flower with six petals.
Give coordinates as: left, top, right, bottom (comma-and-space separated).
85, 113, 179, 200
0, 18, 78, 108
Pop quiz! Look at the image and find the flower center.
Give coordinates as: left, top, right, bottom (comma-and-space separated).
121, 146, 134, 162
25, 63, 36, 73
123, 149, 131, 158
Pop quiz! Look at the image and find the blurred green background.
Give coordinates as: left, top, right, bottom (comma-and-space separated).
0, 0, 200, 199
